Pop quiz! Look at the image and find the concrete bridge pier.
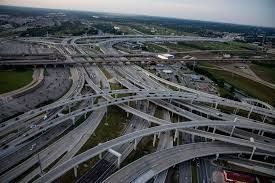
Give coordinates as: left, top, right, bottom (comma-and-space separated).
230, 126, 236, 137
262, 115, 267, 123
91, 97, 94, 106
84, 113, 87, 119
108, 149, 122, 168
212, 126, 217, 142
260, 131, 265, 136
174, 129, 179, 145
134, 139, 137, 150
230, 118, 238, 136
215, 102, 218, 109
153, 133, 157, 147
216, 153, 219, 160
71, 117, 76, 125
248, 106, 254, 119
74, 165, 79, 178
250, 146, 256, 160
105, 106, 108, 121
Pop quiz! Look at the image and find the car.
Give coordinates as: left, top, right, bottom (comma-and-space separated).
30, 124, 37, 129
216, 112, 222, 117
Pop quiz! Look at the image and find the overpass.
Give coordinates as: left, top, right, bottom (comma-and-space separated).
33, 123, 275, 183
1, 58, 274, 67
103, 142, 274, 183
1, 89, 274, 138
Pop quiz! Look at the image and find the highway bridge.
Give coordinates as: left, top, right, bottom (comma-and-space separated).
104, 142, 274, 183
34, 125, 275, 183
1, 34, 275, 183
1, 58, 274, 67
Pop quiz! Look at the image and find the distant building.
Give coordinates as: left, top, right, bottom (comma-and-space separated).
157, 54, 175, 60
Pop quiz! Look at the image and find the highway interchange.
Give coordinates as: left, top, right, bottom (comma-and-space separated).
0, 34, 275, 183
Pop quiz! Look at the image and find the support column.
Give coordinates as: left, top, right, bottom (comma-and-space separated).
174, 129, 179, 142
230, 118, 238, 136
212, 126, 216, 141
262, 115, 267, 123
134, 139, 137, 150
91, 97, 94, 106
153, 133, 157, 147
84, 113, 87, 119
260, 131, 265, 136
250, 146, 256, 160
68, 105, 71, 113
117, 156, 121, 169
74, 166, 78, 178
215, 102, 218, 109
72, 117, 75, 125
216, 153, 219, 160
105, 106, 108, 121
115, 94, 117, 98
158, 131, 161, 138
248, 106, 254, 119
108, 149, 122, 169
230, 126, 235, 137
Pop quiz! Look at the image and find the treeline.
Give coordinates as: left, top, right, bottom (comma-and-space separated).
20, 21, 98, 37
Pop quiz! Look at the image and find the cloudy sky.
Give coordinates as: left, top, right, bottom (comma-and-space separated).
1, 0, 274, 27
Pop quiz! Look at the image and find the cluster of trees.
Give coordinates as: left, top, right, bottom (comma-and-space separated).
93, 23, 123, 35
186, 63, 239, 100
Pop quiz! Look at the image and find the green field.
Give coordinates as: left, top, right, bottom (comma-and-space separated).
201, 67, 275, 106
250, 64, 275, 84
144, 43, 168, 53
0, 69, 33, 94
166, 41, 256, 52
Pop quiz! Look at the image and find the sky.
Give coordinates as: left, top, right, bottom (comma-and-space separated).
1, 0, 275, 28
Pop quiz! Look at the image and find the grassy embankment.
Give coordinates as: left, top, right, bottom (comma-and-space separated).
250, 64, 275, 84
0, 69, 33, 94
197, 64, 275, 106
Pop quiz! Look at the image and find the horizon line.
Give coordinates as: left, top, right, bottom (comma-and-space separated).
1, 4, 275, 29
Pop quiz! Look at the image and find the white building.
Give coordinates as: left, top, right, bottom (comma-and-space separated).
157, 54, 175, 60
